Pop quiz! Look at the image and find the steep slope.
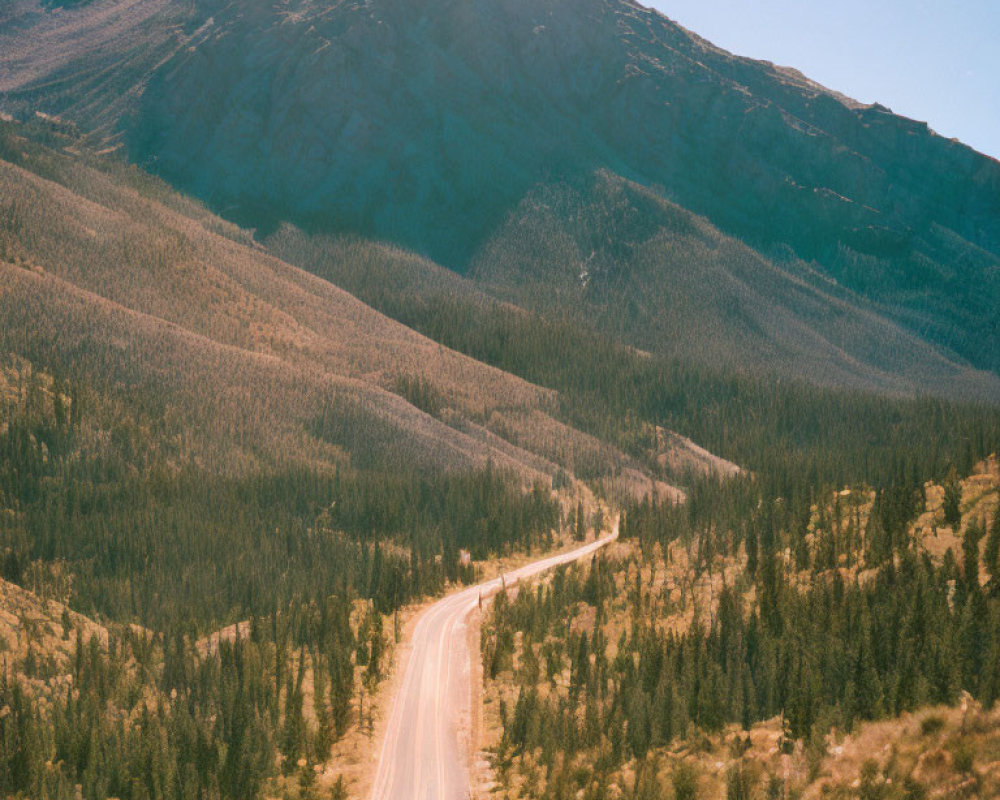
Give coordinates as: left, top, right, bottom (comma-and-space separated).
267, 208, 1000, 402
471, 171, 1000, 399
2, 0, 997, 379
0, 120, 667, 485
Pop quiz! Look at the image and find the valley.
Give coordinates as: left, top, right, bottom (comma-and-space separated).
1, 1, 999, 799
371, 523, 617, 800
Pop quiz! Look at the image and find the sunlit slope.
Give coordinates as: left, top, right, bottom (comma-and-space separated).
0, 123, 658, 482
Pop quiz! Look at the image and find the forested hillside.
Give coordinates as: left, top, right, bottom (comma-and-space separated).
270, 224, 1000, 496
481, 460, 1000, 798
468, 172, 1000, 400
1, 117, 687, 489
0, 120, 602, 798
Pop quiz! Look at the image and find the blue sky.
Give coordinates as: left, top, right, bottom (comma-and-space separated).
645, 0, 1000, 160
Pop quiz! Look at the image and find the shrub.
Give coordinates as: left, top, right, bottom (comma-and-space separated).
951, 743, 974, 774
672, 761, 699, 800
920, 715, 945, 736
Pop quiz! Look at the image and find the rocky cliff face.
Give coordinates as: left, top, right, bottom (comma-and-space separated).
2, 0, 998, 376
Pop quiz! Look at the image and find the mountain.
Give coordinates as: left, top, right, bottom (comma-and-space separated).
469, 171, 1000, 398
4, 6, 1000, 797
0, 119, 675, 491
2, 0, 998, 388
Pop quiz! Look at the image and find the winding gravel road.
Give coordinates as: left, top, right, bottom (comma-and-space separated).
370, 524, 618, 800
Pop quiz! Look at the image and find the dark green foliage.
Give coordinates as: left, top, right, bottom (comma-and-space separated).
726, 761, 759, 800
866, 480, 925, 566
393, 374, 445, 418
986, 510, 1000, 586
0, 604, 370, 800
962, 518, 985, 589
0, 362, 558, 629
489, 523, 1000, 774
943, 468, 963, 528
672, 761, 700, 800
0, 355, 560, 799
3, 626, 280, 800
920, 715, 945, 736
951, 743, 974, 774
287, 279, 1000, 496
8, 461, 553, 628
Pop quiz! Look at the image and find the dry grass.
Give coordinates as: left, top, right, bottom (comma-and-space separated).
0, 576, 109, 696
915, 458, 999, 581
602, 701, 1000, 800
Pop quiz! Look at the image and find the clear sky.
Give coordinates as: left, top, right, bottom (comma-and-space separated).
644, 0, 1000, 161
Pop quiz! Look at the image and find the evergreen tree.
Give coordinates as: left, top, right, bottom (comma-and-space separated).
943, 468, 962, 528
985, 511, 1000, 587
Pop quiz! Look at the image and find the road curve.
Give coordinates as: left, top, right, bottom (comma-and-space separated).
369, 525, 618, 800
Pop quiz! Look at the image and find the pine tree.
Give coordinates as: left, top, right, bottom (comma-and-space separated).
984, 510, 1000, 586
672, 761, 700, 800
958, 591, 987, 694
943, 467, 962, 528
726, 761, 758, 800
574, 501, 586, 542
963, 518, 985, 591
626, 687, 651, 759
847, 610, 883, 725
281, 671, 306, 774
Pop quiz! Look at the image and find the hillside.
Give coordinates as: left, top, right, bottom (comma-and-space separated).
0, 562, 404, 800
470, 171, 1000, 399
478, 458, 1000, 799
6, 118, 750, 640
6, 120, 996, 632
2, 0, 998, 385
0, 119, 670, 488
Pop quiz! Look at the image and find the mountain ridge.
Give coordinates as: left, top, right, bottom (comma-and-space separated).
1, 0, 998, 387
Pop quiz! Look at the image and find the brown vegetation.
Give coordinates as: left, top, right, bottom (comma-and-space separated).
0, 122, 681, 489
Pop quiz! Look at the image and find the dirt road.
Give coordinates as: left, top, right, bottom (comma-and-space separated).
369, 526, 617, 800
